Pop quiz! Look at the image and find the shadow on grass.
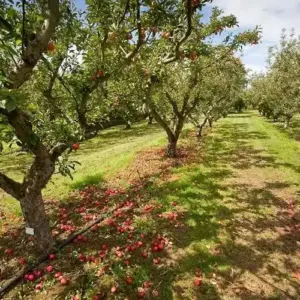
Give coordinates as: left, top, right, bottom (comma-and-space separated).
1, 113, 300, 299
268, 116, 300, 142
75, 122, 162, 156
143, 113, 300, 299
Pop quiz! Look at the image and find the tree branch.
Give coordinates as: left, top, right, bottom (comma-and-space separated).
7, 0, 60, 89
145, 82, 175, 138
41, 55, 79, 108
118, 0, 130, 26
125, 0, 143, 60
0, 171, 22, 200
165, 92, 182, 117
163, 0, 193, 64
49, 142, 71, 160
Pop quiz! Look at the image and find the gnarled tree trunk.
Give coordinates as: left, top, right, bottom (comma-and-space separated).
196, 118, 208, 137
20, 194, 55, 252
124, 120, 131, 130
148, 115, 153, 125
283, 114, 292, 129
167, 135, 178, 158
19, 156, 56, 252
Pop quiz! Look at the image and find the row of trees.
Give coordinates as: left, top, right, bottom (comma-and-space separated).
248, 29, 300, 128
0, 0, 259, 253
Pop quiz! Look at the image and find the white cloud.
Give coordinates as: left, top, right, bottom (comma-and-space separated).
210, 0, 300, 73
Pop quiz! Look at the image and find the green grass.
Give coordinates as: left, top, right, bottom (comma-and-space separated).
1, 112, 300, 299
0, 122, 166, 215
144, 111, 300, 299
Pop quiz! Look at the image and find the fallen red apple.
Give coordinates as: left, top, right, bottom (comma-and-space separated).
126, 276, 133, 285
194, 277, 202, 287
72, 143, 80, 151
111, 286, 118, 293
49, 253, 56, 260
60, 276, 69, 285
19, 257, 27, 265
137, 287, 146, 298
152, 246, 159, 252
158, 243, 164, 250
45, 265, 54, 273
55, 272, 63, 279
33, 269, 43, 278
35, 282, 43, 290
153, 258, 161, 264
143, 281, 151, 288
4, 248, 14, 256
116, 251, 123, 258
28, 274, 35, 281
141, 251, 148, 258
124, 260, 130, 266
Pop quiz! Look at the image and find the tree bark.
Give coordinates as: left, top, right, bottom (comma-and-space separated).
148, 115, 153, 125
208, 118, 213, 128
20, 153, 56, 253
196, 118, 208, 138
284, 115, 292, 129
167, 135, 178, 158
124, 120, 131, 130
0, 0, 61, 254
20, 193, 55, 253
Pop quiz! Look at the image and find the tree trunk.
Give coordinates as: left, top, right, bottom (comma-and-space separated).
196, 126, 203, 137
208, 118, 213, 128
284, 116, 292, 129
20, 193, 55, 253
148, 115, 153, 125
196, 118, 208, 138
78, 110, 89, 132
19, 156, 56, 253
125, 121, 131, 130
167, 136, 178, 158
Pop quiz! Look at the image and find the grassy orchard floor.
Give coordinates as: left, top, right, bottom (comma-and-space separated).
0, 122, 166, 217
0, 111, 300, 299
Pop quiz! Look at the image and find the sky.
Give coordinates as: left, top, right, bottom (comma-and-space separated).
207, 0, 300, 73
73, 0, 300, 74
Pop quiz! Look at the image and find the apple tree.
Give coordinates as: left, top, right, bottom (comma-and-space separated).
0, 0, 82, 253
249, 29, 300, 127
189, 51, 247, 137
139, 6, 259, 157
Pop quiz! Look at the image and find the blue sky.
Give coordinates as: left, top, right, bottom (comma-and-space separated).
73, 0, 300, 73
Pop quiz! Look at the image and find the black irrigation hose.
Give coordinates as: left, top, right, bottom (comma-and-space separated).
0, 207, 115, 298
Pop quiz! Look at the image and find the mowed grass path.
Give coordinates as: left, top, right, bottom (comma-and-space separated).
155, 111, 300, 299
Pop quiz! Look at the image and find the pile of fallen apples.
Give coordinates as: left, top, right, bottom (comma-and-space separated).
1, 182, 203, 299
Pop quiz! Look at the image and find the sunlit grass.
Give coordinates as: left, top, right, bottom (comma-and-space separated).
0, 122, 166, 215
